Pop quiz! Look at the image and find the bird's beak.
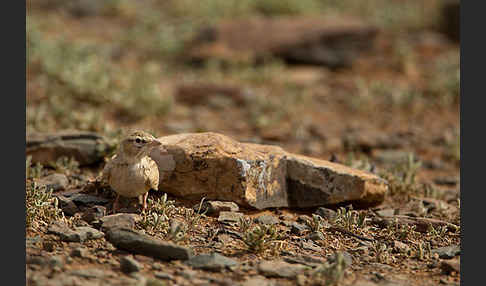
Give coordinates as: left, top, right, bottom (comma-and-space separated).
151, 139, 162, 147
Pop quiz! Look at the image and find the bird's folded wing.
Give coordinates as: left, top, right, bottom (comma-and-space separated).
144, 159, 159, 190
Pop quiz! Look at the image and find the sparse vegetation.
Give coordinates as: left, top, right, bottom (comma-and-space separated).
50, 156, 80, 175
138, 193, 176, 235
26, 155, 44, 179
26, 0, 459, 285
311, 252, 348, 286
26, 181, 64, 232
379, 153, 423, 197
332, 207, 367, 231
371, 241, 395, 264
305, 214, 326, 233
240, 222, 281, 253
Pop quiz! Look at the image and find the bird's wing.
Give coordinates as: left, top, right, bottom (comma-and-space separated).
100, 154, 118, 184
144, 158, 160, 190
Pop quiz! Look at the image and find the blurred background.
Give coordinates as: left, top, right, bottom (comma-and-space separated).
26, 0, 460, 190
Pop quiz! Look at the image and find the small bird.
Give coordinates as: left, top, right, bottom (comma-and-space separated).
100, 130, 162, 213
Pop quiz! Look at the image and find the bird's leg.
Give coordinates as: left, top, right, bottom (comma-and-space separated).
112, 194, 120, 213
142, 192, 149, 213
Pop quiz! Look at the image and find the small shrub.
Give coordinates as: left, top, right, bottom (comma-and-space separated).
26, 181, 64, 231
241, 223, 280, 253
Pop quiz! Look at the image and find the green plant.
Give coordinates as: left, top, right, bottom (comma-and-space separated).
50, 156, 80, 175
26, 181, 64, 231
241, 223, 280, 253
305, 214, 325, 232
332, 207, 366, 231
427, 224, 449, 239
312, 252, 347, 286
26, 156, 44, 179
167, 220, 189, 242
182, 197, 208, 231
385, 219, 416, 241
138, 193, 176, 234
371, 241, 394, 264
238, 216, 253, 233
414, 241, 432, 261
379, 153, 422, 197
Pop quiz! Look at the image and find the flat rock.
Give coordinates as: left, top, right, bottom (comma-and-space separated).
81, 205, 107, 223
441, 258, 460, 274
185, 252, 238, 271
315, 207, 337, 220
431, 245, 460, 259
55, 195, 79, 216
99, 213, 141, 231
37, 173, 69, 192
68, 268, 108, 279
26, 131, 111, 166
327, 251, 353, 268
69, 193, 110, 205
150, 132, 388, 210
258, 260, 308, 278
195, 200, 239, 216
154, 272, 174, 280
70, 247, 89, 258
186, 16, 378, 69
254, 214, 280, 225
120, 256, 143, 273
375, 208, 395, 217
307, 231, 325, 241
283, 256, 324, 268
301, 240, 322, 252
217, 211, 244, 224
105, 228, 193, 261
290, 222, 309, 235
47, 221, 104, 242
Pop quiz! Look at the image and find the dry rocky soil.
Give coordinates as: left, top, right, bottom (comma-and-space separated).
26, 1, 460, 285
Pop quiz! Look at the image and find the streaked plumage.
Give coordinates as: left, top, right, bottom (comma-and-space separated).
101, 130, 162, 212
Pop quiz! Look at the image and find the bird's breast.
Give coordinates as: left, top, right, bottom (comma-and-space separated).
108, 162, 151, 197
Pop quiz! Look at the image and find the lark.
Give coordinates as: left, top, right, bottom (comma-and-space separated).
101, 130, 162, 213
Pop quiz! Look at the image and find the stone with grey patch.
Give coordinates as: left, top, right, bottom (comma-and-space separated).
185, 252, 238, 271
149, 132, 388, 210
105, 228, 193, 261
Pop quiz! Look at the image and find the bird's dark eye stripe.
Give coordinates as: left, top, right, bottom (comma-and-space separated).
132, 138, 148, 144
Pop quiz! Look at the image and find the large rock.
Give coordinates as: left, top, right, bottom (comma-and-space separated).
105, 228, 193, 261
150, 132, 387, 209
185, 16, 378, 69
26, 131, 112, 166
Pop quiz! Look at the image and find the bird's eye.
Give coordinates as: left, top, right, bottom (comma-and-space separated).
135, 138, 141, 143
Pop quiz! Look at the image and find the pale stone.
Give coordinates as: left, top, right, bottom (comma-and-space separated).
150, 132, 387, 209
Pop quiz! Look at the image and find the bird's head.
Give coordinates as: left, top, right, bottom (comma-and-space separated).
119, 130, 162, 161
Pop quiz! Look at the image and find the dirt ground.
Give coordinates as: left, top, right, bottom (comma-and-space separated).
26, 1, 460, 285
